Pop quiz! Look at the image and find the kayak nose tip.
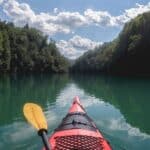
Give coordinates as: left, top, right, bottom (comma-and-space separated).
73, 96, 81, 105
69, 96, 85, 113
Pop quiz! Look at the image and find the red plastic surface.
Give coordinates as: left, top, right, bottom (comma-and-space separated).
45, 96, 112, 150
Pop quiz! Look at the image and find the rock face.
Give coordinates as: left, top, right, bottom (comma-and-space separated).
72, 12, 150, 75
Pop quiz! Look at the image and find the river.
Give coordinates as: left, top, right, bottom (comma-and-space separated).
0, 74, 150, 149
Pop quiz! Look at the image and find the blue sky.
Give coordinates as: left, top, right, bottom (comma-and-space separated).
0, 0, 150, 59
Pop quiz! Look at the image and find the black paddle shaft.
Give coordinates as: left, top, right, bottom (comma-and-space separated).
38, 129, 51, 150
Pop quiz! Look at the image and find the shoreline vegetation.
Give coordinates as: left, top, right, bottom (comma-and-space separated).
0, 22, 69, 73
72, 12, 150, 75
0, 11, 150, 75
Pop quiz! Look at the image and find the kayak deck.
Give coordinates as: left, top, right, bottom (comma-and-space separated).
48, 96, 112, 150
54, 135, 105, 150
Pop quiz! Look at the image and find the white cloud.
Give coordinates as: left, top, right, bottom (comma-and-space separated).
114, 2, 150, 25
0, 0, 3, 4
125, 3, 150, 19
84, 9, 116, 26
84, 3, 150, 26
3, 0, 36, 25
53, 8, 58, 14
69, 35, 101, 50
56, 35, 102, 59
1, 0, 150, 36
1, 0, 72, 35
1, 0, 150, 59
1, 0, 88, 35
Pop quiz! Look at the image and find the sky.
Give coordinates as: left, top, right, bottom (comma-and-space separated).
0, 0, 150, 59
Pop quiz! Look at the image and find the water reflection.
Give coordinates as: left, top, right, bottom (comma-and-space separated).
72, 74, 150, 135
52, 82, 150, 149
0, 74, 150, 149
0, 74, 69, 125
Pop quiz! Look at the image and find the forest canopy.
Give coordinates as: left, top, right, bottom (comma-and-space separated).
0, 21, 69, 73
72, 12, 150, 75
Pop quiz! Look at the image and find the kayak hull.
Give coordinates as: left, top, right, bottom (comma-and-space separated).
48, 96, 112, 150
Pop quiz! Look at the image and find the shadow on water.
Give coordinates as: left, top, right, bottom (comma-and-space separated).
0, 73, 69, 126
71, 74, 150, 135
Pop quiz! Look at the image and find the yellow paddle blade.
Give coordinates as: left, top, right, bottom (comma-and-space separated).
23, 103, 48, 131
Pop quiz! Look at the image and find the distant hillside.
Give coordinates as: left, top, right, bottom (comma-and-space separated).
0, 21, 69, 73
72, 12, 150, 75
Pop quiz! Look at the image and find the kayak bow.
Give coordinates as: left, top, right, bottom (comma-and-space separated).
48, 96, 112, 150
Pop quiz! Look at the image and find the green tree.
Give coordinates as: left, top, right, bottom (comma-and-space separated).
0, 21, 69, 73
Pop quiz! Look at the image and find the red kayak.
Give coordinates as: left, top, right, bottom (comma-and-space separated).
48, 96, 112, 150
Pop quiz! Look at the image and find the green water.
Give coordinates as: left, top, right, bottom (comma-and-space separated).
0, 74, 150, 150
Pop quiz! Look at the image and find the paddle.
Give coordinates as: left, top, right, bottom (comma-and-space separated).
23, 103, 51, 150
